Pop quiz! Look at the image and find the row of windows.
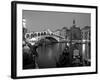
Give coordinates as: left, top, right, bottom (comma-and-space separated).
81, 31, 90, 39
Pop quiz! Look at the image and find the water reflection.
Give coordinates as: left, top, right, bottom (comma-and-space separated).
37, 43, 66, 68
23, 41, 91, 69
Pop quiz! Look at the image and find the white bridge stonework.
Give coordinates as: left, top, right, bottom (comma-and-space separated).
25, 29, 65, 44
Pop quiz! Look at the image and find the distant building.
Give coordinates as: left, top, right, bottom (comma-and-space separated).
54, 29, 61, 36
60, 27, 67, 39
66, 28, 70, 41
70, 20, 82, 40
81, 26, 90, 40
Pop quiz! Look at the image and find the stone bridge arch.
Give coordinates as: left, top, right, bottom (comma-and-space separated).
44, 35, 60, 42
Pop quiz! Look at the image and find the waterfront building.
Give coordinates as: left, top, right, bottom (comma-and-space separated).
81, 26, 90, 41
81, 26, 91, 63
69, 20, 82, 65
60, 27, 67, 39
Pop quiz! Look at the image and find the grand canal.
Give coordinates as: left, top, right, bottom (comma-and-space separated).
37, 43, 67, 68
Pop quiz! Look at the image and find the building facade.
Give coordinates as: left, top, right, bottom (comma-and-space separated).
81, 26, 91, 63
69, 20, 82, 65
60, 27, 67, 39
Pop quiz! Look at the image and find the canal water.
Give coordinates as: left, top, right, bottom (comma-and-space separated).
37, 43, 66, 68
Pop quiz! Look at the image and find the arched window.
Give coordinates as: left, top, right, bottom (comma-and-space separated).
38, 33, 40, 36
41, 32, 44, 36
29, 33, 32, 39
44, 32, 46, 35
34, 33, 37, 37
25, 33, 30, 39
31, 34, 34, 38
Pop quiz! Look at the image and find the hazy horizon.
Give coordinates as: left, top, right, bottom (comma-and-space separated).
23, 10, 91, 32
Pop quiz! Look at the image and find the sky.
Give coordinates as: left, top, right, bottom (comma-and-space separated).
23, 10, 91, 32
